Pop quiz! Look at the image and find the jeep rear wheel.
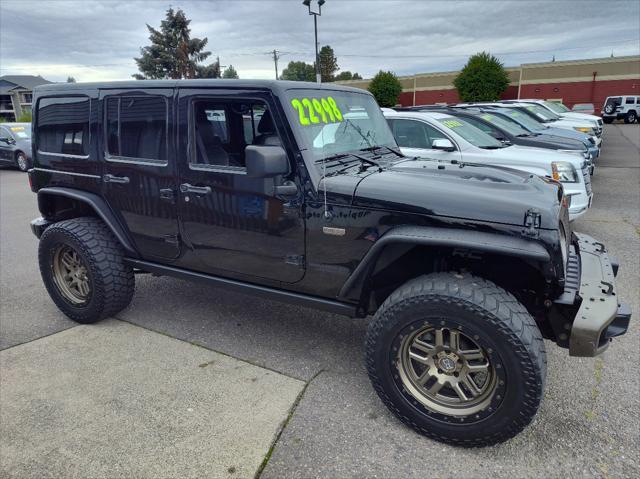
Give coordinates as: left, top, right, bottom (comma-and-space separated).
39, 217, 135, 323
365, 272, 546, 447
603, 117, 614, 124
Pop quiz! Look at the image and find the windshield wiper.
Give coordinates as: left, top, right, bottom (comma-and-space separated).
340, 118, 374, 148
361, 145, 404, 157
479, 145, 505, 149
321, 151, 381, 175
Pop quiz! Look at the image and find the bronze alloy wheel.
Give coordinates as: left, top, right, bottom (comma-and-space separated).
397, 324, 497, 417
51, 245, 91, 304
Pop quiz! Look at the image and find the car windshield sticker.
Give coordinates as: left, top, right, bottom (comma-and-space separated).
441, 119, 464, 128
290, 96, 344, 126
10, 126, 25, 132
481, 114, 494, 121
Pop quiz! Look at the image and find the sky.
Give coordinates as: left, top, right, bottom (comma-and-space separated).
1, 0, 639, 82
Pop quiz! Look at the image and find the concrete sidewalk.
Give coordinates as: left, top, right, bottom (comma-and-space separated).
0, 320, 305, 479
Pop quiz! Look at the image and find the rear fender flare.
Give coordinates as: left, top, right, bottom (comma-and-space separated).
37, 187, 138, 257
338, 225, 551, 303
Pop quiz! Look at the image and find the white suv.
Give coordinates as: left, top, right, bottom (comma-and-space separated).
383, 109, 593, 221
601, 96, 639, 124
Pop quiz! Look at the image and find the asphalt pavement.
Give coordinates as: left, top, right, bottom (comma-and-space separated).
0, 124, 638, 478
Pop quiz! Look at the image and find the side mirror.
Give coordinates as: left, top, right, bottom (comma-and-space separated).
0, 137, 13, 145
431, 138, 455, 152
245, 145, 289, 178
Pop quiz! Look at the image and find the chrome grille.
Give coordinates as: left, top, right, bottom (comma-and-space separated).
582, 165, 592, 195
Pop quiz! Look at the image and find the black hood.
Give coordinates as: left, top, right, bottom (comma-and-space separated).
321, 159, 562, 229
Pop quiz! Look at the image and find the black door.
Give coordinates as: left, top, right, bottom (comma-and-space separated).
100, 89, 180, 260
175, 89, 305, 283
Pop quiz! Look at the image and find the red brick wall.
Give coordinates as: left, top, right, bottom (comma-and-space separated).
397, 79, 639, 109
518, 78, 640, 110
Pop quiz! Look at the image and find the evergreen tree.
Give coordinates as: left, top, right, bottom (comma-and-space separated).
133, 7, 217, 79
222, 65, 239, 79
318, 45, 338, 82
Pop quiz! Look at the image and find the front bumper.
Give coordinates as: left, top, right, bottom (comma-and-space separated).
555, 233, 631, 357
565, 185, 592, 221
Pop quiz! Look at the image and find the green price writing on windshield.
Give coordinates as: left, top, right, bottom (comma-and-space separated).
291, 96, 343, 126
442, 119, 463, 128
481, 114, 494, 121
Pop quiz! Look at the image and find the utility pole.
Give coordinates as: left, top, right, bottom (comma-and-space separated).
272, 49, 281, 80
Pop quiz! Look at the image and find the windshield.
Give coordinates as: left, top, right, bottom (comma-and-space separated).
477, 112, 529, 136
524, 104, 560, 121
544, 101, 569, 113
436, 116, 503, 148
283, 89, 396, 167
500, 110, 545, 132
8, 125, 31, 139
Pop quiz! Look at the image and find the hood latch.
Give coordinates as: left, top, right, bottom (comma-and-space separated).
523, 208, 541, 238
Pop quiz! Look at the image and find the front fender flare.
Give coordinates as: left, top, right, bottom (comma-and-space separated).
37, 187, 138, 257
338, 225, 551, 302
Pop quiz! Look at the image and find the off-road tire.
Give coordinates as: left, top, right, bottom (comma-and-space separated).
624, 111, 637, 124
602, 117, 614, 124
15, 151, 29, 172
365, 272, 546, 447
39, 217, 135, 323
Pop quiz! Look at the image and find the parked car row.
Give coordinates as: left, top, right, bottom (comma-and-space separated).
382, 99, 598, 221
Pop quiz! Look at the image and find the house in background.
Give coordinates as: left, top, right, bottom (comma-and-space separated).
0, 75, 53, 121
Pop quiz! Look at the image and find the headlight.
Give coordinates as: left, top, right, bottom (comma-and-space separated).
551, 161, 579, 183
574, 126, 594, 134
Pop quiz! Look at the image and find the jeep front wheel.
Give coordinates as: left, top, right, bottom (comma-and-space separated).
365, 272, 546, 447
39, 217, 135, 323
624, 111, 637, 124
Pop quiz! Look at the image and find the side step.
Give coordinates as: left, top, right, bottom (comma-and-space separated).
124, 258, 357, 317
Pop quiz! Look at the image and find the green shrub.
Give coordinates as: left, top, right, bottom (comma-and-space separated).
368, 70, 402, 107
454, 52, 510, 102
16, 111, 32, 123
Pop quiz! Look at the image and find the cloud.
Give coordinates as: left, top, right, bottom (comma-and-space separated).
1, 0, 638, 82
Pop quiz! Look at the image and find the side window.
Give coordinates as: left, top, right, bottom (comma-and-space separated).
191, 99, 274, 170
625, 97, 635, 105
422, 123, 449, 147
105, 95, 168, 164
393, 119, 430, 149
37, 96, 90, 156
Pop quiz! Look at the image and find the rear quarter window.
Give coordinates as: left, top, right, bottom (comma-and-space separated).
37, 96, 91, 157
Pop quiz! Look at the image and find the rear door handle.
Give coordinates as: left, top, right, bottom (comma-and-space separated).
180, 183, 212, 195
103, 174, 130, 184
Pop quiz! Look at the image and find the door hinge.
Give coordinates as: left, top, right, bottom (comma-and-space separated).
285, 254, 305, 267
523, 209, 541, 237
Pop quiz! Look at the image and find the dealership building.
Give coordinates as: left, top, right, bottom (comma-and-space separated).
338, 55, 640, 109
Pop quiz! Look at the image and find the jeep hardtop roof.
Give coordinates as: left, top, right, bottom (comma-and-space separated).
33, 79, 369, 96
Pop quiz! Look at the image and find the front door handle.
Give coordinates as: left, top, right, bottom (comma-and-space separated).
103, 174, 130, 184
180, 183, 212, 195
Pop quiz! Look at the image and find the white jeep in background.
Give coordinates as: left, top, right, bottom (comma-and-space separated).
601, 96, 639, 124
382, 108, 593, 221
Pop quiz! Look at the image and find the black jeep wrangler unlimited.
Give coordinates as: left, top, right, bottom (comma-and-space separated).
29, 80, 630, 447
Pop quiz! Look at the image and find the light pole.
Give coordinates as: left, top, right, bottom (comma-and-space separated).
302, 0, 325, 83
